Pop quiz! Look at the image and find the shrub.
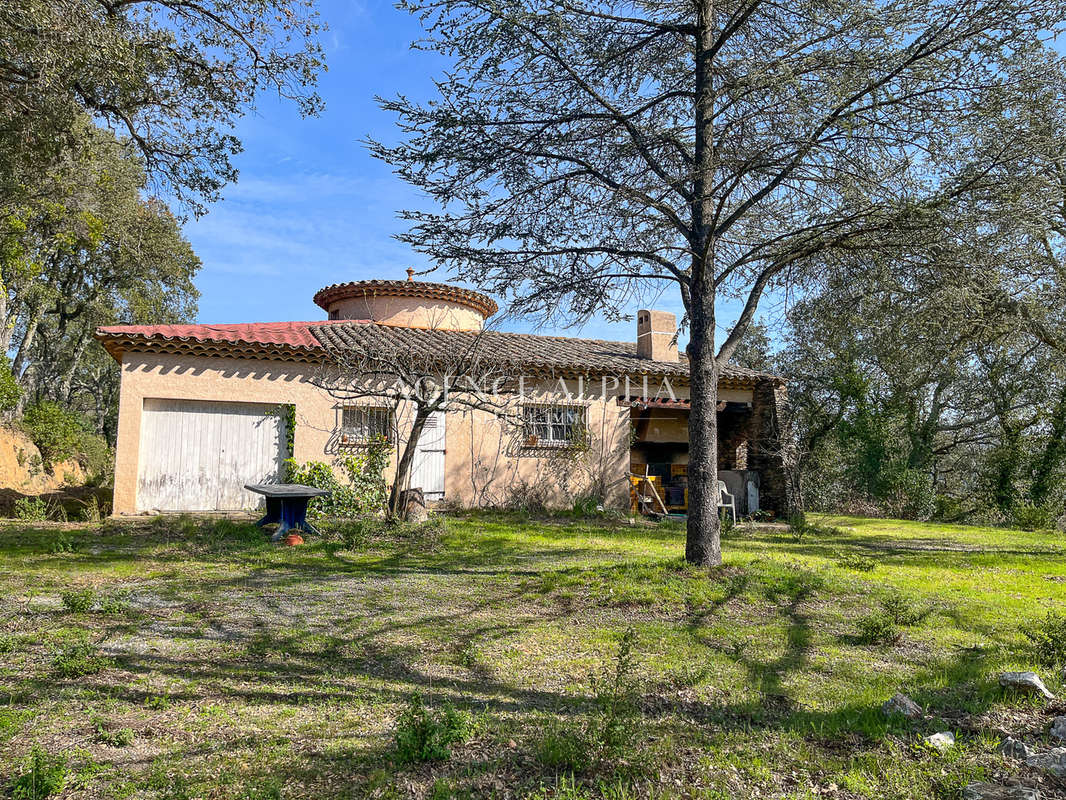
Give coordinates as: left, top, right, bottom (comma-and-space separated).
21, 402, 89, 468
49, 533, 75, 554
61, 588, 96, 613
879, 591, 934, 626
590, 627, 640, 758
285, 439, 389, 520
536, 719, 591, 772
52, 642, 113, 678
95, 725, 135, 747
787, 511, 809, 541
1021, 611, 1066, 668
394, 694, 470, 764
8, 745, 69, 799
1011, 503, 1056, 532
74, 433, 113, 481
719, 508, 735, 536
855, 613, 901, 645
836, 552, 876, 572
330, 517, 385, 549
98, 590, 132, 615
880, 468, 936, 521
13, 496, 48, 521
933, 494, 966, 522
572, 495, 603, 517
536, 628, 642, 773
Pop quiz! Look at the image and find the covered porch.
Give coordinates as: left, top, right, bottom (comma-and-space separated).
620, 379, 791, 518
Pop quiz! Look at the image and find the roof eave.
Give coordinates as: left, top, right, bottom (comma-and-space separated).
93, 332, 326, 365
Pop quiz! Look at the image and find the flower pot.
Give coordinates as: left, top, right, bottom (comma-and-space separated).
283, 533, 304, 546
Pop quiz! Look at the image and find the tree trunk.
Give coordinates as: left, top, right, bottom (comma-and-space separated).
13, 304, 43, 384
1030, 384, 1066, 507
388, 404, 433, 518
685, 0, 722, 566
686, 299, 722, 565
58, 331, 90, 403
991, 425, 1022, 513
0, 287, 12, 356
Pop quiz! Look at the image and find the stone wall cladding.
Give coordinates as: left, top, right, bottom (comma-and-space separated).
747, 379, 801, 518
717, 407, 750, 471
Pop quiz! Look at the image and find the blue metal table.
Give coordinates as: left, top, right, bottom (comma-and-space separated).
245, 484, 330, 541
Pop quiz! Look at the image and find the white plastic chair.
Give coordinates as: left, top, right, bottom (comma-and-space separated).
717, 480, 736, 524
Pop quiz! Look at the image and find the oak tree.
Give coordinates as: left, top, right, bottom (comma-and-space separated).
1, 0, 324, 212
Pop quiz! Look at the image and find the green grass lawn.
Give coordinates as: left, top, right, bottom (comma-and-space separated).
1, 512, 1064, 799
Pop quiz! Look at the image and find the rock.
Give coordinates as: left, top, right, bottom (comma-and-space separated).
1025, 747, 1066, 778
998, 737, 1033, 759
924, 731, 955, 751
998, 671, 1055, 699
962, 783, 1039, 800
882, 693, 923, 719
398, 488, 428, 523
1050, 716, 1066, 742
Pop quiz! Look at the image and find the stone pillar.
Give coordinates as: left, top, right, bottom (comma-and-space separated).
747, 379, 801, 518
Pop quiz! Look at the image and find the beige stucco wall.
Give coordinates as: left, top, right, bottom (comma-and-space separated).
443, 387, 632, 509
327, 295, 485, 331
112, 353, 656, 514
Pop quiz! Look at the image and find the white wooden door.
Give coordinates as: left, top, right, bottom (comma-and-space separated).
137, 399, 285, 512
410, 411, 446, 502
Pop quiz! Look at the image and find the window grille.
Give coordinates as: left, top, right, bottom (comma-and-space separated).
522, 404, 587, 447
340, 406, 392, 444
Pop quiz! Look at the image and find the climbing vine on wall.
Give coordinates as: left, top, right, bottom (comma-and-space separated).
269, 404, 296, 459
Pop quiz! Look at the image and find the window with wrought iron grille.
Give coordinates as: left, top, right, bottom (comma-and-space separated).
340, 405, 392, 444
522, 404, 587, 447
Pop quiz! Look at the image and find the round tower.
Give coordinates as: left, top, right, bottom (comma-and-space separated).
313, 271, 497, 331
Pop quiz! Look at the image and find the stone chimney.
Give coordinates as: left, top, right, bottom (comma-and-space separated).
636, 309, 678, 362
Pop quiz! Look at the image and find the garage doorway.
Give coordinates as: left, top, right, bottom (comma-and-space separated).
136, 399, 286, 512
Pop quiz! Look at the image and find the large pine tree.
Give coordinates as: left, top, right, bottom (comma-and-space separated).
372, 0, 1066, 563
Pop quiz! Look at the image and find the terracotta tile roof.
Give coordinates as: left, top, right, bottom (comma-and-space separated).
94, 320, 353, 362
311, 321, 777, 384
312, 279, 499, 318
95, 319, 779, 385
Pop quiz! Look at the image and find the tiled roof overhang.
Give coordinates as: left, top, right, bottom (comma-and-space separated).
94, 321, 339, 364
94, 320, 783, 388
311, 322, 779, 388
312, 279, 499, 318
617, 397, 756, 411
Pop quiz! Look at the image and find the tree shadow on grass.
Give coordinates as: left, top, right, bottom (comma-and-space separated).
4, 515, 1060, 798
747, 530, 1065, 560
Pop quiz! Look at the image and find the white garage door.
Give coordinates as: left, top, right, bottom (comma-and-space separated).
137, 399, 286, 512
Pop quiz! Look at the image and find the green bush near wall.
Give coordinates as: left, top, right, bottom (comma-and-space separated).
284, 437, 389, 519
20, 401, 111, 477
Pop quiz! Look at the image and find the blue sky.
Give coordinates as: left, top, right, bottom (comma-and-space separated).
183, 0, 752, 345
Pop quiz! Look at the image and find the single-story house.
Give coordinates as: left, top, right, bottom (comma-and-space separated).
96, 276, 796, 516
